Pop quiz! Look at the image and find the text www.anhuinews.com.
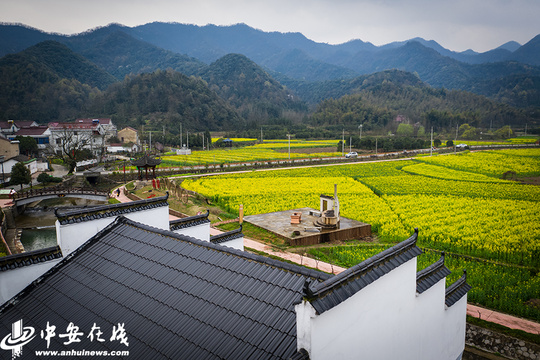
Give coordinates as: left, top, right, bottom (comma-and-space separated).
35, 349, 129, 357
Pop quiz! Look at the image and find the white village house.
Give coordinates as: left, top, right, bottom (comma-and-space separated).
0, 193, 470, 359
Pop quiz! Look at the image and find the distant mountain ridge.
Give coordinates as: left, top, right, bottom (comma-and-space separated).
1, 21, 540, 125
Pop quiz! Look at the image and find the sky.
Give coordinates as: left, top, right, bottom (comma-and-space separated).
1, 0, 539, 53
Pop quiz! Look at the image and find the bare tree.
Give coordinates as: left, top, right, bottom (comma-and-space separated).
47, 128, 95, 173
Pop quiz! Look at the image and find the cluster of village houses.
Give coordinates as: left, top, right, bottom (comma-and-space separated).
0, 118, 139, 184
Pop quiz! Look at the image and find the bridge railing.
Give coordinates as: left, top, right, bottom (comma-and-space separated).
12, 187, 109, 200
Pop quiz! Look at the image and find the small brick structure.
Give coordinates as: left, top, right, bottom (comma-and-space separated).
290, 212, 302, 224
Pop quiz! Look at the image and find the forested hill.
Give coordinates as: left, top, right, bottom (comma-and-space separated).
310, 74, 535, 132
62, 27, 206, 79
3, 23, 540, 103
0, 41, 113, 121
89, 69, 243, 131
5, 40, 116, 89
200, 54, 307, 122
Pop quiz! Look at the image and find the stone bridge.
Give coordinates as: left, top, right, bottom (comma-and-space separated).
13, 187, 109, 206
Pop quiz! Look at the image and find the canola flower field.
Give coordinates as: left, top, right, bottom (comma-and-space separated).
162, 139, 341, 166
181, 148, 540, 320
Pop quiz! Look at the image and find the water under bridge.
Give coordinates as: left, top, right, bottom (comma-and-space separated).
12, 187, 109, 206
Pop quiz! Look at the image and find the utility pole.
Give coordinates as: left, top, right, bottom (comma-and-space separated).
287, 134, 291, 159
180, 123, 182, 147
430, 127, 433, 157
261, 128, 263, 143
342, 129, 345, 156
349, 136, 352, 152
375, 137, 378, 155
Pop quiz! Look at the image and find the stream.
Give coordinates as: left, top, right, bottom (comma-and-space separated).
16, 197, 109, 251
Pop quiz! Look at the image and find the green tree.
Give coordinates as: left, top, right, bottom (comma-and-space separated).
417, 126, 426, 138
15, 136, 38, 157
337, 140, 344, 153
494, 125, 513, 139
462, 127, 479, 140
396, 123, 414, 137
10, 162, 31, 190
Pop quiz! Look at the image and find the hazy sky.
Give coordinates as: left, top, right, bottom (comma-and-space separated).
1, 0, 539, 52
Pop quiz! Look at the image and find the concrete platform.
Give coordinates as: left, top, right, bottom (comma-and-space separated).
244, 207, 371, 246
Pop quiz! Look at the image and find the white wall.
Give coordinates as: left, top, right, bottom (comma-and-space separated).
171, 223, 210, 242
0, 259, 62, 305
296, 258, 466, 360
57, 206, 169, 255
216, 236, 244, 251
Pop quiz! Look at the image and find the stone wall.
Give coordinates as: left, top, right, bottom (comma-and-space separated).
466, 323, 539, 360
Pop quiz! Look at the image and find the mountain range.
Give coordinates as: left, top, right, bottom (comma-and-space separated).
0, 22, 539, 132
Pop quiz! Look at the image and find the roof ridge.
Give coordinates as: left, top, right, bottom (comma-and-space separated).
170, 210, 210, 230
445, 270, 472, 307
310, 228, 419, 296
416, 252, 451, 294
304, 229, 423, 314
55, 193, 169, 224
210, 225, 243, 244
0, 246, 62, 272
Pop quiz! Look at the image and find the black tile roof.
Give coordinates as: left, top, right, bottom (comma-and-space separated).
169, 210, 210, 231
304, 229, 423, 315
130, 154, 161, 167
0, 246, 62, 272
210, 226, 243, 244
416, 253, 451, 294
445, 270, 472, 307
0, 217, 330, 359
54, 193, 169, 225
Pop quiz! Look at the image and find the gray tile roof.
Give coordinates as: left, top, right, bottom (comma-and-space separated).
169, 210, 210, 231
304, 228, 423, 315
0, 216, 329, 359
131, 154, 162, 167
416, 253, 451, 294
210, 226, 243, 244
54, 193, 169, 225
445, 270, 472, 307
0, 246, 62, 272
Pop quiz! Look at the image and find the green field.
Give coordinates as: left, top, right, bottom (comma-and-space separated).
182, 148, 540, 321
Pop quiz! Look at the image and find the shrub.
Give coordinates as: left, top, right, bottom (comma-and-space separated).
37, 173, 52, 183
37, 173, 62, 184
